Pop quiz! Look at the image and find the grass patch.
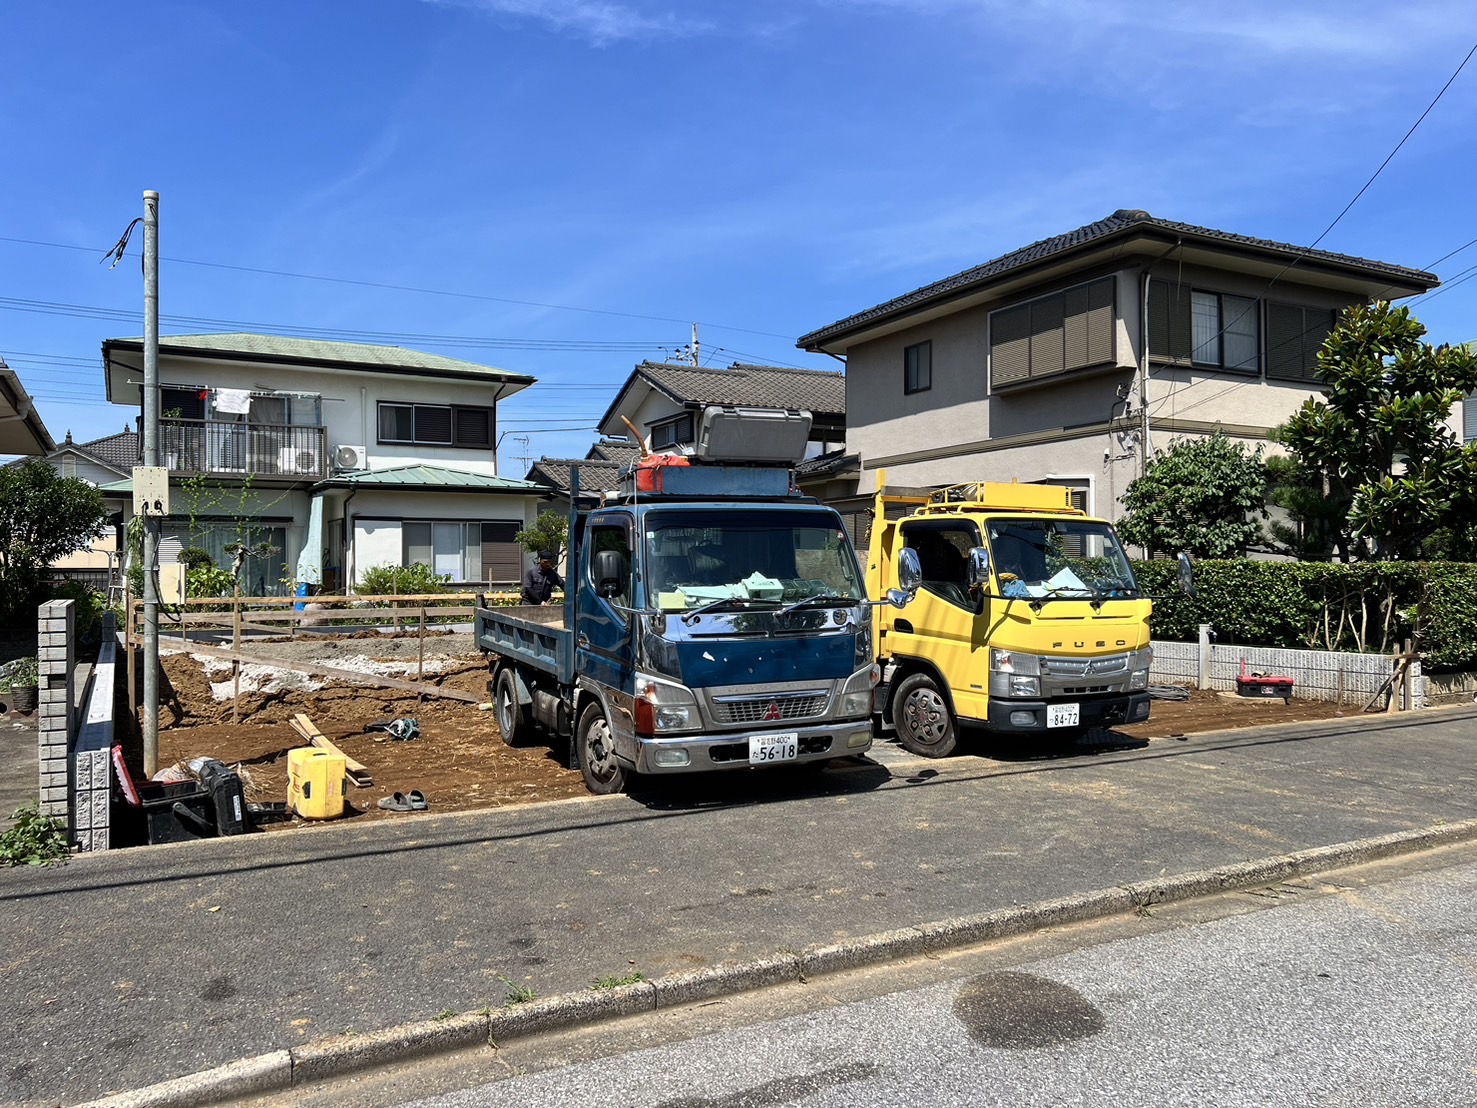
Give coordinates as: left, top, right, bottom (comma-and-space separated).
590, 972, 645, 990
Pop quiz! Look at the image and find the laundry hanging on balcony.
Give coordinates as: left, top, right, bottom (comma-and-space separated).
213, 388, 252, 415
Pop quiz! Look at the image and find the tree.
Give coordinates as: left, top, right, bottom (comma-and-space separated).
1117, 432, 1268, 559
515, 510, 568, 563
1274, 302, 1477, 561
0, 460, 108, 620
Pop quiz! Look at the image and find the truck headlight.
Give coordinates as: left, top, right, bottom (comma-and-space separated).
634, 674, 699, 736
1129, 647, 1152, 691
838, 664, 879, 718
989, 649, 1041, 698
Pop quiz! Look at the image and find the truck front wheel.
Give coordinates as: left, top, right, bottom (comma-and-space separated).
576, 702, 628, 795
893, 673, 957, 758
494, 668, 531, 748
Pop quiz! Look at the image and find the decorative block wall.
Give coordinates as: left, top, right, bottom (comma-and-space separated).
36, 599, 75, 821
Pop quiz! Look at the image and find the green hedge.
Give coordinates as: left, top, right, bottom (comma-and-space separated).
1133, 559, 1477, 670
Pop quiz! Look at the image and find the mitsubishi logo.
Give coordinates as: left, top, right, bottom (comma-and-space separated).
763, 701, 782, 721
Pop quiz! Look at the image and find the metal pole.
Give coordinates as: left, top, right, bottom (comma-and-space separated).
142, 190, 161, 776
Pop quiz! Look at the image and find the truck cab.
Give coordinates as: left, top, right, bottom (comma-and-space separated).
868, 474, 1157, 756
478, 409, 878, 793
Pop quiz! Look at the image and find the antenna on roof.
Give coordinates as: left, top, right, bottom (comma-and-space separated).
691, 322, 699, 367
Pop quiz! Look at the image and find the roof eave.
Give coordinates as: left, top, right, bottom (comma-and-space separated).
798, 225, 1438, 353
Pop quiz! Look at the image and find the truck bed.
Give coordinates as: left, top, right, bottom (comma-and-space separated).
474, 604, 570, 678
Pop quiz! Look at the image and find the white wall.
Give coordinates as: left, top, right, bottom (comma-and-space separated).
137, 355, 517, 477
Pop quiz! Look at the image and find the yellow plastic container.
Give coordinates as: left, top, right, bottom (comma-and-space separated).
287, 747, 345, 820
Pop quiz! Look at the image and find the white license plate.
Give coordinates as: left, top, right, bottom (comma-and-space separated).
1046, 703, 1080, 728
749, 732, 799, 764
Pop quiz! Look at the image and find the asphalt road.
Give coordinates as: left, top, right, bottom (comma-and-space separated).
398, 845, 1477, 1108
4, 707, 1477, 1104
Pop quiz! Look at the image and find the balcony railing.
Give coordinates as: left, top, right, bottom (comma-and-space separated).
157, 419, 326, 480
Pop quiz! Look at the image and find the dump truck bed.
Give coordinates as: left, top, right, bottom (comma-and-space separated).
474, 604, 571, 680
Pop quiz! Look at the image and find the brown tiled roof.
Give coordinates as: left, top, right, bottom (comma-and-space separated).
527, 457, 624, 495
798, 208, 1439, 349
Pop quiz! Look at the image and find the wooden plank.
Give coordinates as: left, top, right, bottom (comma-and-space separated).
157, 639, 482, 703
289, 713, 372, 786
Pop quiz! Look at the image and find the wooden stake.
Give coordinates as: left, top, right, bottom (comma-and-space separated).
417, 607, 426, 707
232, 585, 242, 725
126, 590, 137, 722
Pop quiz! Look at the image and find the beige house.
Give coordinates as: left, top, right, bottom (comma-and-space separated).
797, 209, 1439, 523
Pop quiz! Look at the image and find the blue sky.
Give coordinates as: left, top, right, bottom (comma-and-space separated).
4, 1, 1477, 471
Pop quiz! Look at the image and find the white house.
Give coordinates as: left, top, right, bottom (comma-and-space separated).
101, 333, 550, 593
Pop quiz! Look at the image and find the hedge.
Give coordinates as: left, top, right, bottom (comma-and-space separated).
1132, 559, 1477, 670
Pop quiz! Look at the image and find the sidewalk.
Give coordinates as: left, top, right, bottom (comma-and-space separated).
3, 707, 1476, 1104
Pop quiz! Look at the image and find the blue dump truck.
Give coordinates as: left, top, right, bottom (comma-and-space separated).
475, 408, 882, 794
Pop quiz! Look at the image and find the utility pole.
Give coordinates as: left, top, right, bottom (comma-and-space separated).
1138, 273, 1152, 480
142, 191, 160, 775
690, 323, 699, 367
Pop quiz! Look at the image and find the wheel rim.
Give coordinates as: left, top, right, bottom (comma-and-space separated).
900, 687, 948, 746
496, 676, 517, 736
584, 715, 617, 781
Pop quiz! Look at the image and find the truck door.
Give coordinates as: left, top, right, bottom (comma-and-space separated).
895, 518, 989, 723
575, 516, 634, 692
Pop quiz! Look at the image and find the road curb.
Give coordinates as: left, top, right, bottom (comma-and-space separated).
80, 816, 1477, 1107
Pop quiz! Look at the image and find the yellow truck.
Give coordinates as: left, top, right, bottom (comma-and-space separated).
866, 472, 1188, 756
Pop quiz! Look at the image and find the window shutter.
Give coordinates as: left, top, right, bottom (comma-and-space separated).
1266, 301, 1330, 382
1148, 279, 1192, 362
990, 303, 1031, 386
414, 406, 453, 444
482, 521, 522, 587
1063, 284, 1089, 370
455, 407, 491, 447
1465, 397, 1477, 444
1085, 277, 1115, 365
1029, 293, 1066, 378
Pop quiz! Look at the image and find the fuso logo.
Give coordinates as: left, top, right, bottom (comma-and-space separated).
763, 701, 782, 721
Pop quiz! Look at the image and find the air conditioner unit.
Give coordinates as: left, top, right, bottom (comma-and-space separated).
333, 444, 367, 471
279, 446, 320, 474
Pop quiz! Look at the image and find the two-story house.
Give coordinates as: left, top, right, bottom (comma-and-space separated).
100, 333, 550, 594
797, 209, 1439, 524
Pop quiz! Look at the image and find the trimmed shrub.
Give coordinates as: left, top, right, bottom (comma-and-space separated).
359, 562, 451, 595
1134, 559, 1477, 669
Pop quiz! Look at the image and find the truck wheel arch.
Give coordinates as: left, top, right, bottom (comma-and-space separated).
883, 659, 955, 724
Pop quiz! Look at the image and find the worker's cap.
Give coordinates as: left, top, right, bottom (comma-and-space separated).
538, 549, 555, 561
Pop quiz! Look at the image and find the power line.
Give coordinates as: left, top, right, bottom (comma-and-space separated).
0, 234, 803, 342
1149, 41, 1477, 424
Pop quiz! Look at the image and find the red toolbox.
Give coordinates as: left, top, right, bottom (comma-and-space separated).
1236, 675, 1294, 698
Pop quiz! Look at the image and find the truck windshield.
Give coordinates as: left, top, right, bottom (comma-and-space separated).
986, 518, 1138, 600
645, 513, 865, 612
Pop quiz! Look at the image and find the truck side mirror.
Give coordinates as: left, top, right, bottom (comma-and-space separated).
967, 546, 991, 585
1177, 551, 1195, 598
896, 547, 923, 594
594, 548, 626, 599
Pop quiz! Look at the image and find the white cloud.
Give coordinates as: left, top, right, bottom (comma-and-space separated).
425, 0, 711, 44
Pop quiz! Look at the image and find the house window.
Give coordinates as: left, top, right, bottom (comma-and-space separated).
481, 521, 524, 587
649, 414, 694, 450
403, 521, 482, 581
904, 341, 932, 394
182, 522, 289, 597
1150, 280, 1262, 372
378, 403, 494, 449
61, 455, 77, 478
1464, 396, 1477, 445
1190, 291, 1259, 371
990, 276, 1116, 389
1265, 302, 1338, 383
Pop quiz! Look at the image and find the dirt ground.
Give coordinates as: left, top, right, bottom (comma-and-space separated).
150, 635, 1351, 831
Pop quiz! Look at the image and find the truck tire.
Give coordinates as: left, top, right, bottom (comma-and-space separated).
576, 702, 628, 795
494, 668, 531, 748
893, 672, 957, 758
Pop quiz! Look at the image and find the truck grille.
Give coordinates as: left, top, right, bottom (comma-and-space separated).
711, 691, 828, 724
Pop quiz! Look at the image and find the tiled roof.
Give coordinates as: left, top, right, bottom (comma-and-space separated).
798, 209, 1440, 349
587, 440, 643, 466
794, 449, 860, 478
313, 464, 546, 492
76, 428, 140, 469
527, 457, 624, 494
103, 332, 535, 384
597, 361, 845, 432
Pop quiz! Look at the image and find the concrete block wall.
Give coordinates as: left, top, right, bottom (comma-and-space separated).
1152, 640, 1424, 708
72, 612, 117, 852
36, 599, 75, 821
